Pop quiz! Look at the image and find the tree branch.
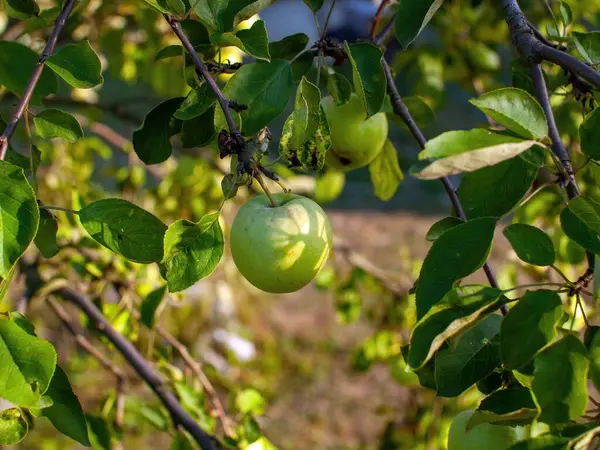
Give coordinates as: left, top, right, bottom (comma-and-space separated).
164, 15, 240, 140
56, 288, 219, 450
381, 57, 506, 313
0, 0, 78, 160
129, 307, 234, 438
530, 63, 595, 280
47, 297, 127, 381
501, 0, 600, 90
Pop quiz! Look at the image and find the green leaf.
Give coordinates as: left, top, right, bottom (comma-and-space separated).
459, 150, 540, 219
567, 196, 600, 235
133, 98, 183, 165
532, 335, 588, 425
0, 41, 58, 100
0, 318, 57, 407
0, 161, 40, 278
425, 217, 464, 242
42, 365, 90, 446
33, 109, 84, 142
579, 108, 600, 160
3, 0, 39, 19
45, 41, 103, 89
162, 212, 224, 292
0, 408, 28, 445
216, 60, 293, 135
344, 42, 386, 118
388, 96, 435, 131
155, 45, 183, 61
86, 415, 112, 450
269, 33, 309, 60
573, 31, 600, 65
160, 0, 187, 16
34, 208, 59, 258
586, 326, 600, 390
171, 431, 195, 450
302, 0, 323, 12
235, 388, 266, 415
181, 105, 216, 148
79, 199, 167, 264
469, 388, 538, 428
314, 170, 345, 204
469, 88, 548, 139
500, 290, 563, 370
326, 72, 352, 106
435, 314, 502, 397
211, 20, 270, 61
394, 0, 444, 49
508, 435, 569, 450
193, 0, 255, 32
412, 129, 539, 180
293, 77, 321, 150
559, 1, 573, 26
180, 19, 211, 48
140, 285, 167, 328
175, 84, 217, 120
141, 0, 169, 13
415, 217, 496, 318
278, 106, 331, 172
560, 207, 600, 255
408, 285, 506, 369
368, 140, 403, 201
503, 224, 555, 266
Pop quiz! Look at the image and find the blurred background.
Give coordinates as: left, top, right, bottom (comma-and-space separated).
0, 0, 596, 448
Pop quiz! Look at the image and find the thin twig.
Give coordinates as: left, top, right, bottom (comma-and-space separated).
165, 15, 240, 138
47, 297, 126, 380
321, 0, 337, 39
129, 307, 234, 438
370, 0, 391, 39
41, 205, 79, 214
0, 0, 78, 160
56, 288, 219, 450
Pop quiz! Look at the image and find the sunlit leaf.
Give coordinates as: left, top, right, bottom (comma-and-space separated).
162, 212, 224, 292
0, 161, 39, 277
470, 88, 548, 139
79, 199, 167, 263
46, 41, 104, 89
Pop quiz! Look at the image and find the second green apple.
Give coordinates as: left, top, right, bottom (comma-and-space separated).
321, 93, 388, 171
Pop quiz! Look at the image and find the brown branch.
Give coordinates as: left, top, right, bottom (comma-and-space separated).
55, 288, 219, 450
501, 0, 600, 90
42, 97, 144, 125
370, 0, 392, 39
129, 307, 234, 438
380, 53, 506, 314
0, 0, 78, 160
47, 297, 126, 381
164, 16, 240, 139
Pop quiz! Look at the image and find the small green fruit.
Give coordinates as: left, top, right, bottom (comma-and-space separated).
229, 193, 333, 293
448, 410, 527, 450
321, 93, 388, 171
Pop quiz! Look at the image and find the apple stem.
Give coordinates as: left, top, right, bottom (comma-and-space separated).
253, 167, 277, 207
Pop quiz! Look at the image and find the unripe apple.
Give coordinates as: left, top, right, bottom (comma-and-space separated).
229, 193, 333, 293
321, 93, 388, 171
448, 410, 527, 450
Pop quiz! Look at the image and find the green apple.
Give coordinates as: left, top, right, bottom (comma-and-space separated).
448, 410, 527, 450
321, 93, 388, 171
229, 193, 333, 293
